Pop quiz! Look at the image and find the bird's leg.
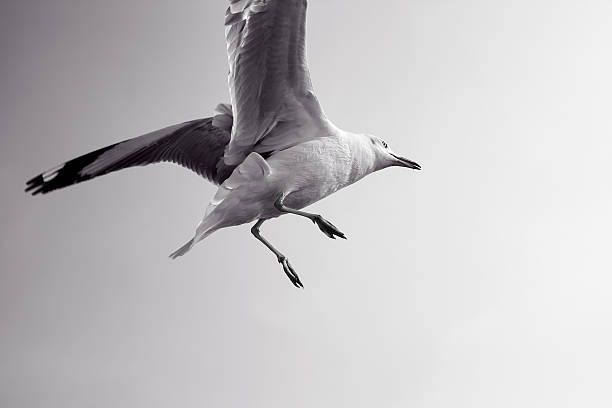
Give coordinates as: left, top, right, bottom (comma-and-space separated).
274, 198, 346, 240
250, 219, 303, 288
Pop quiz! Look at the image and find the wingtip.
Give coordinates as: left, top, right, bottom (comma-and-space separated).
25, 174, 46, 196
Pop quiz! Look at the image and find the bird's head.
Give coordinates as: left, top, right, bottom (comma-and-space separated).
365, 135, 421, 171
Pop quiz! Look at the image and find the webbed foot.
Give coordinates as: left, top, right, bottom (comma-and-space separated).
312, 215, 346, 240
278, 256, 303, 288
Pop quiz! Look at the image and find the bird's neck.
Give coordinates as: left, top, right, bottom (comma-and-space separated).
340, 131, 379, 184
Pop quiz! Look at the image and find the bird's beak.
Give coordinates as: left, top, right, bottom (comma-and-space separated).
391, 153, 421, 170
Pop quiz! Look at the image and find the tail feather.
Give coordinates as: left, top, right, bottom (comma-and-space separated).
169, 218, 220, 259
169, 239, 195, 259
169, 152, 269, 259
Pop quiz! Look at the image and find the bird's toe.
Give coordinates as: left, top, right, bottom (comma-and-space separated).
313, 216, 347, 240
278, 256, 303, 288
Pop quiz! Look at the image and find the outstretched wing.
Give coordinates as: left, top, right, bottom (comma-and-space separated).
26, 114, 235, 195
223, 0, 326, 165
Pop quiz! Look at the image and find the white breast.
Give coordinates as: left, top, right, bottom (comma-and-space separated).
267, 132, 377, 210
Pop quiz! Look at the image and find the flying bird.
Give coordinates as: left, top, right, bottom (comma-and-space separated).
25, 0, 421, 288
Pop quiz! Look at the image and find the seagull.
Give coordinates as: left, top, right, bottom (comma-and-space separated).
25, 0, 421, 288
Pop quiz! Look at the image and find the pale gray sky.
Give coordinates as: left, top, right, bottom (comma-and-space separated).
2, 0, 612, 407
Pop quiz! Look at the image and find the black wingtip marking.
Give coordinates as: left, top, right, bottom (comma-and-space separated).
25, 174, 46, 195
25, 142, 119, 196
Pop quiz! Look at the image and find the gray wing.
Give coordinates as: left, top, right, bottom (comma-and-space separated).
26, 115, 235, 195
223, 0, 326, 165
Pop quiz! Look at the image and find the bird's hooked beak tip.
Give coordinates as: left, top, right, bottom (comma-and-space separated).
391, 154, 421, 170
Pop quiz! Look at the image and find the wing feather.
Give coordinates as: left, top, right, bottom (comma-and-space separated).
223, 0, 325, 165
26, 115, 236, 195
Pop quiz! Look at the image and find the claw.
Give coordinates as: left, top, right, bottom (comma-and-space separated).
278, 256, 303, 288
312, 215, 347, 240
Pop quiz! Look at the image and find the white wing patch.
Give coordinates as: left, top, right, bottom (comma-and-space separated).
41, 164, 63, 182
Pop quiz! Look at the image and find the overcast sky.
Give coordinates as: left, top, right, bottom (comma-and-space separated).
2, 0, 612, 407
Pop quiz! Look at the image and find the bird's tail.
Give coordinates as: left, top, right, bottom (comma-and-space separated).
169, 214, 221, 259
169, 239, 195, 259
169, 229, 214, 259
170, 151, 267, 259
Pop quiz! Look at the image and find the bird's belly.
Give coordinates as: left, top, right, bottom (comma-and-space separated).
282, 180, 340, 209
228, 136, 363, 218
221, 177, 330, 221
211, 159, 351, 222
267, 150, 351, 210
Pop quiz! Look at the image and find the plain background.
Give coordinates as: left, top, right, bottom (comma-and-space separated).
2, 0, 611, 407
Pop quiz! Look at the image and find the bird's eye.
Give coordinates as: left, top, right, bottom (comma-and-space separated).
381, 140, 388, 148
